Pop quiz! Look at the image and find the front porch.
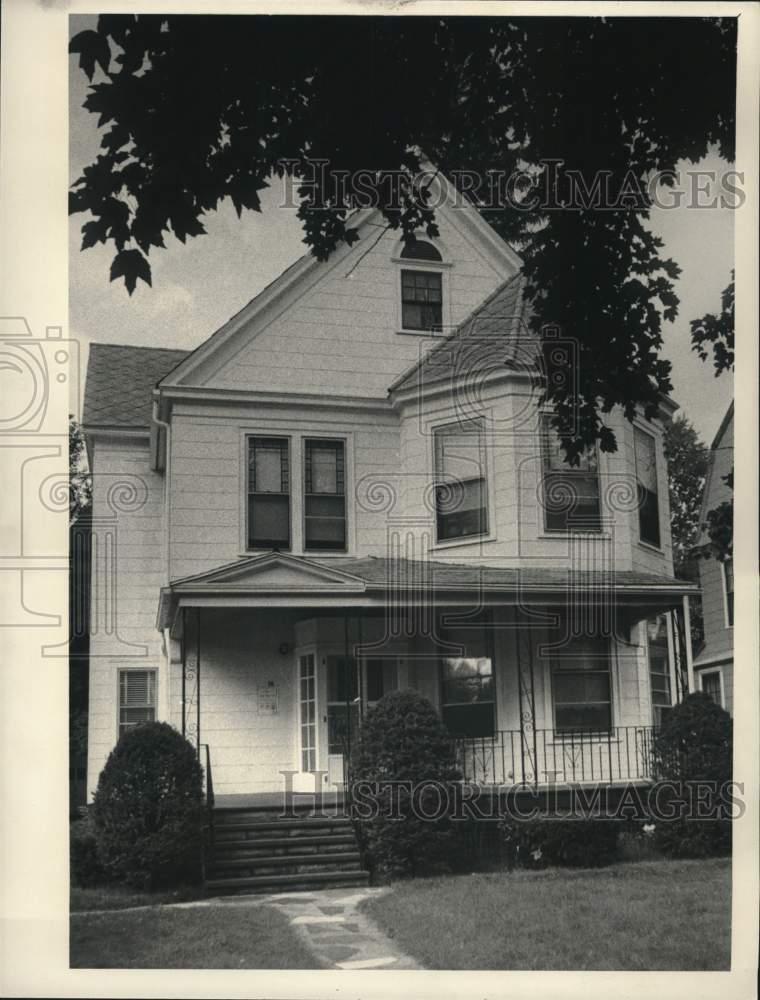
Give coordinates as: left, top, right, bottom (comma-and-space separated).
157, 553, 693, 797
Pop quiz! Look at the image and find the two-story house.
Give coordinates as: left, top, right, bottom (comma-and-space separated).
82, 172, 696, 806
692, 403, 734, 713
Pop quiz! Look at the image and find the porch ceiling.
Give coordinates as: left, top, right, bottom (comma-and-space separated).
157, 552, 697, 634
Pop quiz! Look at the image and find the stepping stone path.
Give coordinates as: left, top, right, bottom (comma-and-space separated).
262, 887, 422, 970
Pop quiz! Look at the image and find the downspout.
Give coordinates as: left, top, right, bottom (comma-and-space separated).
682, 596, 695, 694
152, 398, 173, 724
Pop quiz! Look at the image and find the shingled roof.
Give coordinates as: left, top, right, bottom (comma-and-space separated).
82, 343, 189, 429
389, 272, 536, 394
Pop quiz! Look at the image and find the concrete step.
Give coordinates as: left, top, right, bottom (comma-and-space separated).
210, 851, 361, 871
212, 833, 357, 852
205, 868, 370, 896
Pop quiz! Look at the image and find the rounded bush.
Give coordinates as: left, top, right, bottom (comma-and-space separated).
500, 817, 620, 869
350, 689, 461, 879
651, 692, 732, 858
92, 722, 204, 889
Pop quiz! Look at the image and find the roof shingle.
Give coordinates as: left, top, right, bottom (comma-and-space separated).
82, 343, 189, 428
390, 273, 536, 394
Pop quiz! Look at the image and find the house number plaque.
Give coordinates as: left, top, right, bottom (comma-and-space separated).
257, 684, 279, 715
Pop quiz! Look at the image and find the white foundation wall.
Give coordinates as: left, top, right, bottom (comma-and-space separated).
86, 436, 168, 799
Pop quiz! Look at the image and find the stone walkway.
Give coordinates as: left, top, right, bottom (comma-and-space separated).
261, 886, 421, 970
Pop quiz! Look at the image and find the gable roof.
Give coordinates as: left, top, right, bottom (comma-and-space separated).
389, 272, 535, 395
82, 343, 189, 430
155, 173, 523, 392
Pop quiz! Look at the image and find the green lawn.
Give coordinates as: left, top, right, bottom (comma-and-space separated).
71, 884, 205, 912
362, 858, 731, 971
70, 903, 321, 969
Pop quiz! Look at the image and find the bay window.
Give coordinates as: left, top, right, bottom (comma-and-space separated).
439, 614, 495, 738
541, 417, 601, 532
634, 426, 661, 547
434, 418, 489, 542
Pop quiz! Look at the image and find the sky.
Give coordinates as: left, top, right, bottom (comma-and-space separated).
69, 20, 735, 446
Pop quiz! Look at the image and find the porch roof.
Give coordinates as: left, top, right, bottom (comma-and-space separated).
157, 552, 697, 632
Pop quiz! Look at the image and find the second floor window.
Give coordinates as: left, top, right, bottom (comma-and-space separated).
400, 239, 444, 333
634, 426, 661, 548
434, 419, 489, 542
541, 418, 601, 532
248, 437, 290, 550
304, 439, 346, 551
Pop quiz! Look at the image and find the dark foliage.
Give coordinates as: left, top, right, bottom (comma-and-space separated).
351, 689, 461, 879
651, 693, 732, 858
703, 470, 734, 563
92, 722, 204, 889
664, 415, 709, 580
70, 812, 107, 887
70, 15, 736, 461
499, 817, 620, 868
691, 273, 734, 376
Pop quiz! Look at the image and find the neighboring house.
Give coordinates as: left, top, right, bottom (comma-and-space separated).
692, 403, 734, 713
81, 172, 696, 804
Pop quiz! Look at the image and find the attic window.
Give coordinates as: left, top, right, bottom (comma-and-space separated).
400, 238, 442, 262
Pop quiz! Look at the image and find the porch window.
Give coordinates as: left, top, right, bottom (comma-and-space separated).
248, 437, 290, 550
541, 418, 601, 532
304, 440, 346, 551
434, 419, 489, 542
118, 669, 156, 738
439, 615, 495, 738
365, 658, 399, 707
634, 426, 661, 547
722, 558, 734, 627
550, 634, 612, 733
646, 615, 672, 727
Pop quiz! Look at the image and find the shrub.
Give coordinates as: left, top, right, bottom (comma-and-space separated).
499, 817, 620, 869
650, 692, 732, 858
92, 722, 204, 889
350, 689, 461, 880
70, 811, 107, 887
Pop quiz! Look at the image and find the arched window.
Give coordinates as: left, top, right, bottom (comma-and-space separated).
400, 238, 443, 262
399, 239, 444, 332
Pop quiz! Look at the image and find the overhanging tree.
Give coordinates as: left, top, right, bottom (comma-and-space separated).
663, 415, 709, 580
70, 15, 736, 459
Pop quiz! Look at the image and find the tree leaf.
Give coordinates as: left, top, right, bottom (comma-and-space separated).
109, 248, 152, 295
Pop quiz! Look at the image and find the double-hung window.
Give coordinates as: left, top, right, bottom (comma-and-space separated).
304, 439, 346, 551
634, 426, 661, 547
118, 669, 156, 738
400, 239, 443, 332
439, 615, 495, 738
434, 419, 489, 542
541, 418, 601, 532
550, 634, 612, 734
248, 437, 290, 550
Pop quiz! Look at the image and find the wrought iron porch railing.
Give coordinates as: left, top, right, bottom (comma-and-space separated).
452, 726, 657, 787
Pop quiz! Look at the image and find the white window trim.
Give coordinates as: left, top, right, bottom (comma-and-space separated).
240, 431, 355, 557
429, 414, 497, 549
699, 667, 725, 708
721, 559, 734, 629
117, 667, 157, 740
294, 645, 320, 775
394, 245, 453, 336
